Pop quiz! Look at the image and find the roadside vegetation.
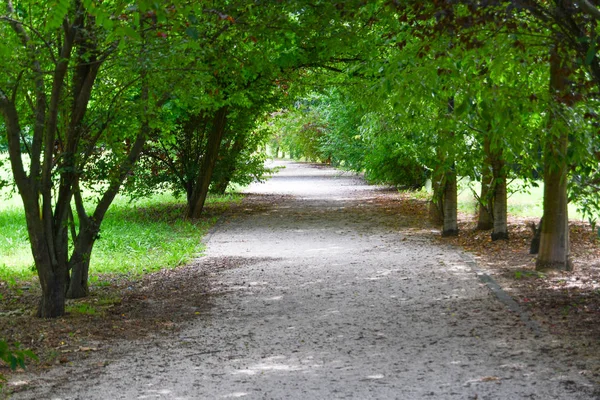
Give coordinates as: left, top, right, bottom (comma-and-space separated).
0, 190, 240, 283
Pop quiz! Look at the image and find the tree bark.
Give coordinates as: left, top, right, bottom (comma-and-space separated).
212, 134, 247, 194
537, 139, 570, 270
536, 42, 572, 271
429, 165, 444, 226
187, 107, 229, 219
442, 167, 458, 237
490, 151, 508, 241
37, 265, 67, 318
491, 172, 508, 240
477, 136, 493, 230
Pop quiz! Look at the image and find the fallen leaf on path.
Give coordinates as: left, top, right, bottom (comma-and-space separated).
78, 347, 98, 352
480, 376, 500, 382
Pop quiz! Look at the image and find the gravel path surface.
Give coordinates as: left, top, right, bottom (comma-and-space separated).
12, 161, 598, 399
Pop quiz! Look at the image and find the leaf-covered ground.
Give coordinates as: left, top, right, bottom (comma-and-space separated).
440, 217, 600, 380
371, 191, 600, 381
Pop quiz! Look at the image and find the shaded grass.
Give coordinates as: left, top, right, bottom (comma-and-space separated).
456, 179, 584, 220
0, 190, 241, 284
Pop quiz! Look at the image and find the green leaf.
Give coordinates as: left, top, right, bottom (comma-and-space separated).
46, 0, 69, 32
585, 44, 596, 66
117, 26, 141, 41
455, 98, 469, 116
185, 27, 199, 40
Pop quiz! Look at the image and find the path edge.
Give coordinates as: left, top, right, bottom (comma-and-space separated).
460, 252, 544, 338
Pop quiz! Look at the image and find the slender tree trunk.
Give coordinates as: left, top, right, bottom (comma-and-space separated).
536, 42, 572, 271
66, 228, 96, 299
477, 136, 493, 230
429, 165, 444, 226
477, 175, 493, 230
213, 135, 247, 194
490, 152, 508, 241
441, 97, 458, 236
491, 171, 508, 240
187, 107, 228, 219
442, 167, 458, 237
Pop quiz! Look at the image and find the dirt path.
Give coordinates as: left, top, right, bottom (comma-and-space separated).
11, 161, 599, 399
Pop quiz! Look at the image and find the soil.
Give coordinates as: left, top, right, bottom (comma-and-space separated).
2, 160, 600, 399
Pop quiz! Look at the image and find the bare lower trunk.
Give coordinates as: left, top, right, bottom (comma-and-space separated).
491, 158, 508, 241
442, 168, 458, 237
477, 137, 493, 230
429, 166, 444, 226
37, 272, 67, 318
536, 134, 571, 270
212, 181, 229, 195
477, 178, 493, 230
66, 233, 96, 299
491, 176, 508, 240
212, 135, 247, 195
30, 230, 67, 317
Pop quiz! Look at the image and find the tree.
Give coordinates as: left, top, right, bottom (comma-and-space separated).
536, 41, 574, 270
0, 0, 192, 316
127, 0, 383, 218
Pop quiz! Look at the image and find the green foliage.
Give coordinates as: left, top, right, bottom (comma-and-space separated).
0, 340, 37, 385
66, 303, 98, 316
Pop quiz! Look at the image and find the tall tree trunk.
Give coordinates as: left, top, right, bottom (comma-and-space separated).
442, 167, 458, 237
477, 176, 494, 230
490, 151, 508, 241
536, 42, 572, 271
537, 136, 570, 270
187, 107, 228, 219
26, 222, 68, 317
477, 136, 493, 230
429, 165, 444, 226
441, 97, 458, 236
491, 171, 508, 240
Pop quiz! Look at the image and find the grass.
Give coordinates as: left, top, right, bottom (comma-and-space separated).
0, 179, 241, 284
65, 303, 99, 316
455, 179, 585, 220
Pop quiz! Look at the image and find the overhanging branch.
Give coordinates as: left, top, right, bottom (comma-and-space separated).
579, 0, 600, 19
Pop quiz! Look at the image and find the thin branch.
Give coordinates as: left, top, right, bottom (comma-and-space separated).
459, 121, 486, 135
0, 15, 58, 65
579, 0, 600, 20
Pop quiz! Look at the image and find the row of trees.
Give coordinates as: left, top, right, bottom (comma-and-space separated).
0, 0, 376, 317
2, 1, 600, 318
271, 1, 600, 272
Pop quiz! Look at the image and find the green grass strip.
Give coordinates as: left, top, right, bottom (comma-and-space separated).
0, 192, 240, 284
